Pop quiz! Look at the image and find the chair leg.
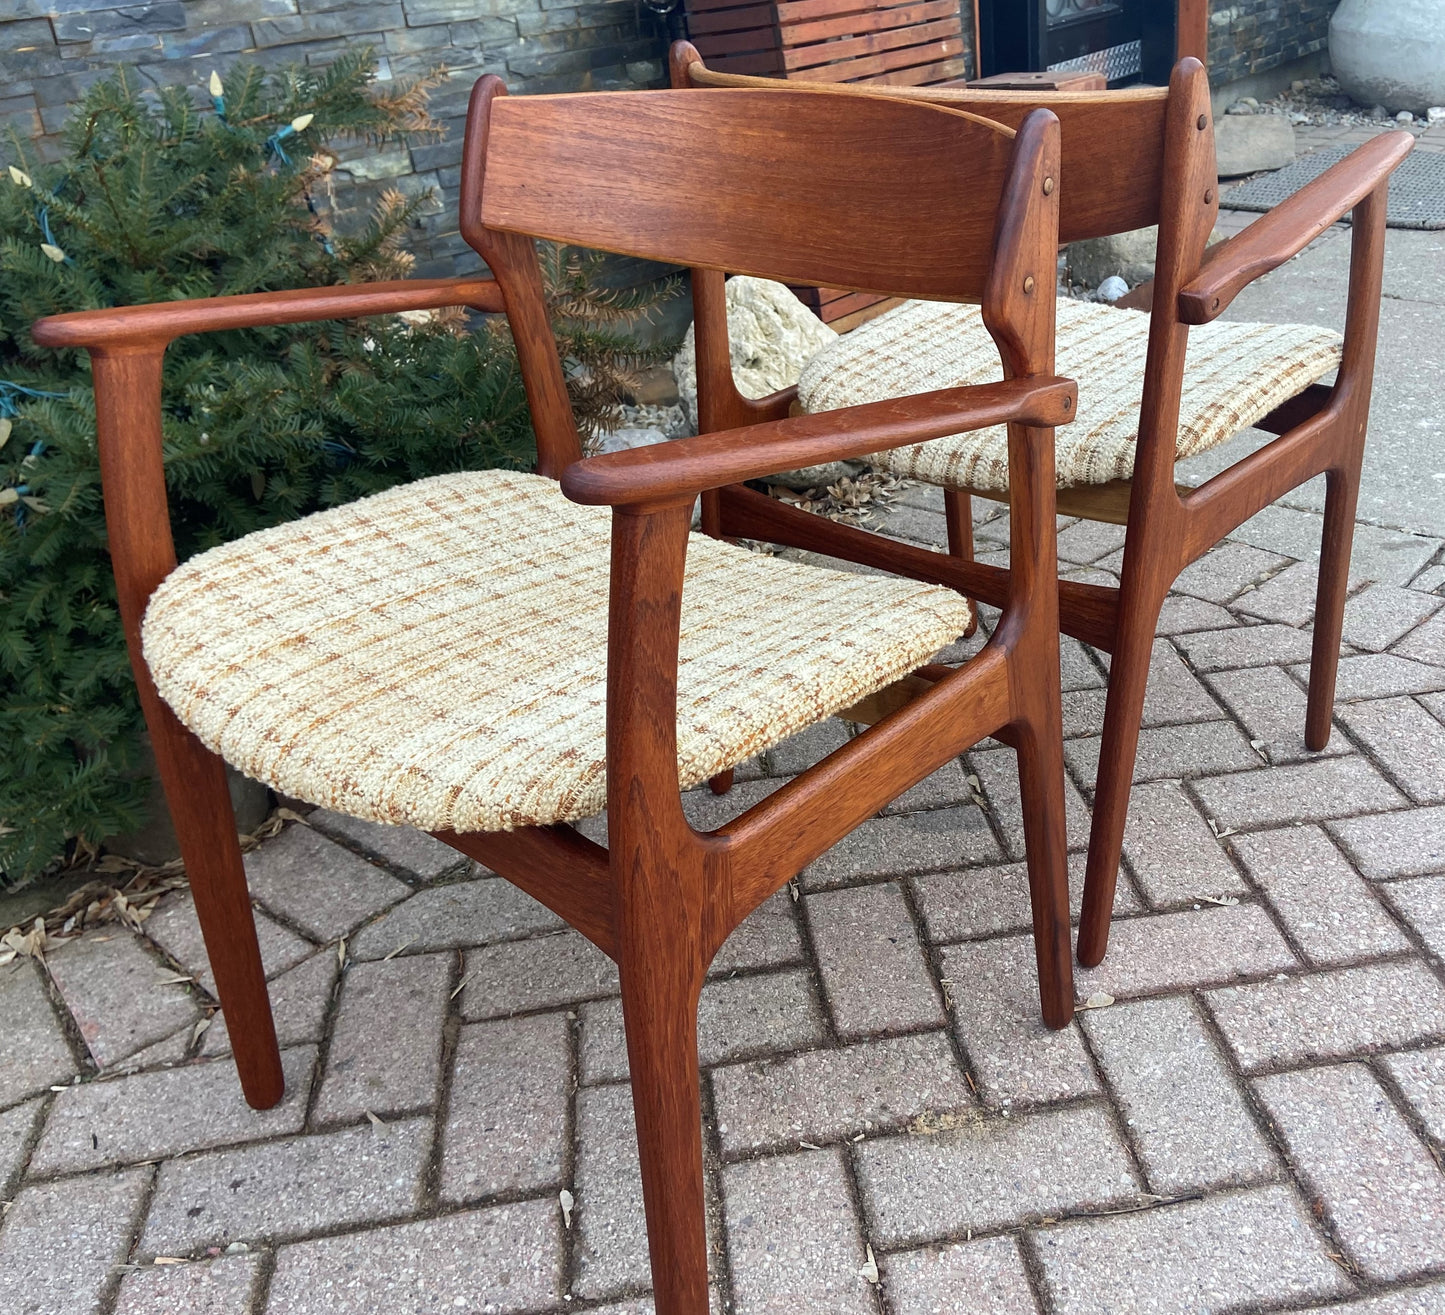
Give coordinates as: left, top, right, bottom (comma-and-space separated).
617, 934, 710, 1315
1305, 465, 1361, 752
708, 769, 735, 796
1014, 714, 1075, 1029
151, 712, 284, 1109
944, 488, 980, 640
1076, 597, 1160, 969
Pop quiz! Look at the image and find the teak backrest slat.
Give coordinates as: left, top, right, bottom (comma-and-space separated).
679, 61, 1171, 243
465, 86, 1023, 302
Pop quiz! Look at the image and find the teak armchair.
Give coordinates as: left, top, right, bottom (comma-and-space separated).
672, 43, 1414, 967
35, 82, 1076, 1314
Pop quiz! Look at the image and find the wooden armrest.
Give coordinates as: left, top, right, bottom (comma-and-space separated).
31, 276, 505, 351
561, 375, 1077, 507
1178, 132, 1413, 324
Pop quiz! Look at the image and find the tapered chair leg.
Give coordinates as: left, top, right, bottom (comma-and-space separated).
617, 933, 711, 1315
1014, 715, 1075, 1029
1076, 596, 1162, 969
944, 488, 980, 640
1305, 463, 1362, 751
151, 712, 284, 1110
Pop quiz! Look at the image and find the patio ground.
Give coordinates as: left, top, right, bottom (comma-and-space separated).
2, 136, 1444, 1315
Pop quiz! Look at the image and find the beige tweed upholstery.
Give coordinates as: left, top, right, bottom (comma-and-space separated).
142, 471, 971, 834
797, 298, 1343, 492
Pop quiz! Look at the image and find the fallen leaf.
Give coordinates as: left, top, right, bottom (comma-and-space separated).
1077, 991, 1115, 1010
1197, 894, 1239, 907
450, 971, 474, 1001
382, 939, 415, 962
859, 1244, 879, 1285
155, 973, 195, 986
191, 1017, 212, 1045
365, 1110, 387, 1129
559, 1188, 574, 1228
152, 1257, 186, 1266
337, 937, 347, 969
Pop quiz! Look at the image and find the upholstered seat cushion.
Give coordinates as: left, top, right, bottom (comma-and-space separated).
797, 298, 1343, 492
142, 471, 971, 834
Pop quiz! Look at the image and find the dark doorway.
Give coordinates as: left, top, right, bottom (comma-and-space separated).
980, 0, 1179, 86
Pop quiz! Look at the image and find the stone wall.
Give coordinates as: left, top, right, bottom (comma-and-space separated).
0, 1, 671, 277
1208, 0, 1339, 87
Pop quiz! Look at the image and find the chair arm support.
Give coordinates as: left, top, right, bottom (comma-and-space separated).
561, 376, 1077, 507
31, 276, 505, 351
1178, 131, 1413, 324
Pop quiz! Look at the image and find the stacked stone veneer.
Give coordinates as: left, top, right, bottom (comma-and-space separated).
0, 1, 670, 277
1207, 0, 1339, 87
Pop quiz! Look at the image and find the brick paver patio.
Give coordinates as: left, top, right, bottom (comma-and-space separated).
3, 187, 1444, 1315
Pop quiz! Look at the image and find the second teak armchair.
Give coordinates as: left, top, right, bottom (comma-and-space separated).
37, 81, 1076, 1315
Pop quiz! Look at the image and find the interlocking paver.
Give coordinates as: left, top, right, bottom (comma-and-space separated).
314, 952, 450, 1122
801, 805, 1001, 889
1156, 595, 1237, 634
723, 1147, 874, 1315
349, 876, 563, 959
1066, 719, 1259, 787
969, 746, 1092, 858
883, 1235, 1039, 1315
1081, 996, 1276, 1193
1232, 825, 1411, 964
114, 1253, 260, 1315
1141, 639, 1230, 727
242, 824, 410, 942
581, 969, 830, 1085
574, 1083, 650, 1300
202, 948, 337, 1059
1062, 687, 1109, 738
1234, 559, 1326, 625
1060, 635, 1108, 691
1382, 875, 1445, 959
806, 883, 943, 1039
1297, 653, 1445, 701
1330, 806, 1445, 879
0, 1166, 152, 1315
1204, 664, 1349, 763
30, 1046, 315, 1174
143, 891, 313, 995
45, 932, 200, 1070
1255, 1064, 1445, 1281
1395, 610, 1445, 667
1173, 542, 1291, 603
911, 853, 1139, 942
1075, 904, 1297, 998
265, 1200, 563, 1313
306, 809, 465, 880
1206, 960, 1445, 1072
1032, 1184, 1350, 1314
1338, 697, 1445, 803
1174, 622, 1315, 671
711, 889, 803, 976
0, 959, 76, 1105
1057, 518, 1127, 565
1343, 583, 1442, 652
767, 719, 852, 775
854, 1104, 1139, 1246
883, 759, 974, 814
461, 930, 619, 1020
1120, 780, 1247, 906
0, 1096, 41, 1195
940, 935, 1099, 1106
1381, 1046, 1445, 1146
440, 1012, 570, 1201
711, 1031, 972, 1156
1191, 755, 1406, 830
1303, 1285, 1445, 1313
140, 1119, 430, 1253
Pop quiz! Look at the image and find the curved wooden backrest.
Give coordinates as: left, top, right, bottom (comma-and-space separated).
675, 52, 1178, 244
465, 84, 1025, 302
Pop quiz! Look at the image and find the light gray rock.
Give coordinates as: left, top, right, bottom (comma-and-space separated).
1068, 226, 1160, 288
672, 276, 849, 488
1215, 113, 1297, 177
1331, 0, 1445, 115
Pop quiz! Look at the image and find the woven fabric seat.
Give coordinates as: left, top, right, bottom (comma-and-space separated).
142, 470, 971, 834
797, 297, 1342, 492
